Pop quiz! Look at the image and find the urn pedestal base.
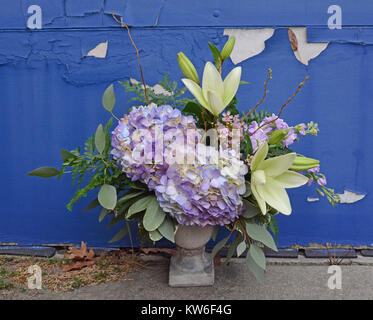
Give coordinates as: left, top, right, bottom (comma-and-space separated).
168, 225, 214, 287
169, 247, 214, 287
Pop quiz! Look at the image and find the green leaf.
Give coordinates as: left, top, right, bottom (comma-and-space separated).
158, 217, 176, 242
27, 167, 60, 178
242, 199, 260, 219
269, 216, 279, 245
225, 233, 241, 265
117, 191, 146, 207
208, 42, 222, 68
211, 226, 219, 242
107, 195, 143, 228
245, 223, 278, 252
237, 241, 247, 257
182, 102, 212, 125
128, 180, 147, 190
239, 80, 250, 85
127, 195, 154, 218
210, 236, 229, 261
61, 149, 76, 162
143, 198, 166, 232
83, 198, 100, 213
98, 184, 117, 210
149, 229, 163, 242
249, 244, 266, 270
224, 96, 239, 116
243, 182, 252, 198
95, 124, 105, 154
246, 248, 264, 283
102, 84, 116, 112
109, 225, 129, 243
98, 208, 108, 222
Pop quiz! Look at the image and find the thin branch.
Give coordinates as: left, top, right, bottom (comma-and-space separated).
112, 11, 150, 105
201, 107, 207, 134
249, 76, 309, 137
241, 69, 272, 123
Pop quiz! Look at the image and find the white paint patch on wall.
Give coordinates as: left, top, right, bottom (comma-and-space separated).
223, 28, 275, 64
337, 190, 366, 204
87, 41, 108, 58
307, 197, 320, 202
130, 78, 173, 96
288, 28, 328, 66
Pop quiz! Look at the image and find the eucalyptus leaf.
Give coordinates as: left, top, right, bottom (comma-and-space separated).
109, 225, 129, 243
246, 248, 264, 283
98, 208, 108, 222
225, 233, 241, 265
211, 226, 219, 242
98, 184, 117, 210
117, 191, 145, 207
245, 222, 278, 252
127, 195, 154, 218
95, 124, 106, 154
149, 229, 163, 242
243, 182, 252, 198
61, 149, 76, 162
210, 236, 229, 261
143, 197, 166, 232
83, 198, 100, 213
102, 84, 116, 112
27, 167, 60, 178
249, 244, 266, 270
236, 241, 247, 257
242, 199, 260, 219
107, 206, 131, 228
158, 217, 176, 242
107, 197, 143, 228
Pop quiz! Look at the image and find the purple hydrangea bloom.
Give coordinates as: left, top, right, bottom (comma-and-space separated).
111, 104, 198, 190
155, 144, 248, 227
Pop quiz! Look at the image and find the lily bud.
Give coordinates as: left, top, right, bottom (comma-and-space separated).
290, 155, 320, 171
221, 37, 235, 61
268, 129, 288, 145
177, 52, 200, 85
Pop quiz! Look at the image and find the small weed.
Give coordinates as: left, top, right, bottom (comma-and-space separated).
0, 279, 14, 290
94, 271, 107, 280
70, 277, 85, 289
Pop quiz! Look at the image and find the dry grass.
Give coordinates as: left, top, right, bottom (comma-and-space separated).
0, 250, 143, 296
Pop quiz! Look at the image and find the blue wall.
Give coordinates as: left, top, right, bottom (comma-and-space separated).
1, 0, 372, 248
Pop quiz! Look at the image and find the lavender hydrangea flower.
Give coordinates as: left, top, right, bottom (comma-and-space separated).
154, 144, 248, 227
111, 104, 198, 190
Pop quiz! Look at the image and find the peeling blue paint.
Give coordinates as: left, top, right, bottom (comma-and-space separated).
308, 27, 373, 44
0, 1, 372, 248
1, 0, 373, 30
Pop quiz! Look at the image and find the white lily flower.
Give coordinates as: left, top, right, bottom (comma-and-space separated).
250, 142, 309, 215
182, 62, 241, 117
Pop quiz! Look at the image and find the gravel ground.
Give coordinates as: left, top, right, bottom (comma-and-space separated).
2, 256, 373, 300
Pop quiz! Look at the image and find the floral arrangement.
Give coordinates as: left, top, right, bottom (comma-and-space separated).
29, 36, 339, 282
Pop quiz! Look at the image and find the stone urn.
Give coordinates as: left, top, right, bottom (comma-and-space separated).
169, 225, 214, 287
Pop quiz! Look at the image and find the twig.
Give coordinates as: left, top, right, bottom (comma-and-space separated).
241, 69, 272, 123
249, 76, 309, 137
112, 10, 150, 105
201, 107, 207, 134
